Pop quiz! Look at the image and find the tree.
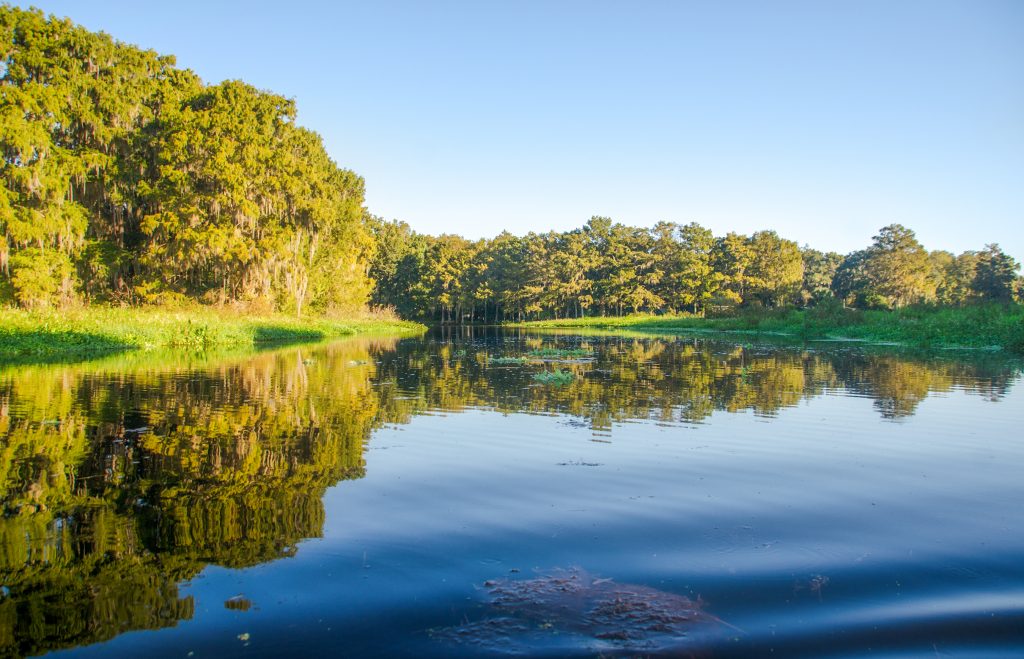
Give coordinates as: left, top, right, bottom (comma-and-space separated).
1, 6, 372, 313
831, 249, 872, 307
673, 222, 720, 313
800, 247, 843, 305
8, 249, 75, 308
713, 232, 753, 305
745, 231, 803, 307
420, 234, 473, 322
931, 250, 977, 307
972, 244, 1019, 302
861, 224, 933, 307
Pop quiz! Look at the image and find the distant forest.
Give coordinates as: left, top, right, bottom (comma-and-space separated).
2, 6, 1021, 320
368, 218, 1020, 322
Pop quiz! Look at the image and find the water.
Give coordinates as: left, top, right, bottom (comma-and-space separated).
1, 329, 1022, 657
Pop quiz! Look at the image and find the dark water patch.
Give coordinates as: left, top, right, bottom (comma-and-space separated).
434, 568, 735, 655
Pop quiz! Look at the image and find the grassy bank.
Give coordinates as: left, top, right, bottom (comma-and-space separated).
506, 305, 1024, 352
0, 307, 425, 361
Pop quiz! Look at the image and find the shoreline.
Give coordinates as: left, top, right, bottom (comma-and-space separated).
0, 307, 426, 362
502, 306, 1024, 353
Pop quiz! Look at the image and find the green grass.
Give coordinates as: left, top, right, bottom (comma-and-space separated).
532, 369, 575, 386
0, 306, 426, 362
507, 305, 1024, 352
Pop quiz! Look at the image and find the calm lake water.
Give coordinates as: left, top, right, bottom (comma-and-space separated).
1, 329, 1022, 658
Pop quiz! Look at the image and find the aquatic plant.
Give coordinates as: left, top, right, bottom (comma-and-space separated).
527, 347, 593, 359
532, 369, 575, 386
489, 356, 530, 365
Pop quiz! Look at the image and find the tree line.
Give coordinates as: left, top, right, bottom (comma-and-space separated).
2, 7, 1020, 321
1, 6, 372, 314
368, 217, 1021, 323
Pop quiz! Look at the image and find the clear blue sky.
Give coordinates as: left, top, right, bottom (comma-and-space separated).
17, 0, 1024, 260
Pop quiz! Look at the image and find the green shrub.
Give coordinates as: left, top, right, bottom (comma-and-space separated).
9, 249, 76, 309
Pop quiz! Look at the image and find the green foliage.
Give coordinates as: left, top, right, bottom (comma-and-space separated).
532, 369, 575, 386
3, 7, 1015, 327
973, 244, 1019, 303
508, 305, 1024, 353
864, 224, 934, 307
744, 230, 804, 307
527, 348, 593, 359
489, 356, 530, 365
0, 307, 425, 361
8, 248, 74, 308
800, 247, 843, 305
833, 225, 933, 308
1, 6, 372, 314
370, 217, 802, 323
370, 214, 1015, 326
931, 249, 975, 306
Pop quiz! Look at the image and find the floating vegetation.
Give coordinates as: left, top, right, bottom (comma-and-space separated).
434, 568, 733, 653
489, 356, 530, 365
453, 349, 467, 357
527, 347, 593, 360
532, 369, 575, 386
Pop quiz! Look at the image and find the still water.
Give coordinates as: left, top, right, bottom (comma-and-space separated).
1, 329, 1022, 657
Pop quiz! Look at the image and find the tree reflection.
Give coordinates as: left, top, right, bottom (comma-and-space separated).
0, 333, 1018, 655
0, 339, 391, 656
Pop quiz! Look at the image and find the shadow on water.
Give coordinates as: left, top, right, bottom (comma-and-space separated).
250, 324, 326, 344
0, 329, 133, 365
0, 322, 364, 367
0, 329, 1021, 656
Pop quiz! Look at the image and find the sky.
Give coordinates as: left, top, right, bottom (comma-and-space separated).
16, 1, 1024, 260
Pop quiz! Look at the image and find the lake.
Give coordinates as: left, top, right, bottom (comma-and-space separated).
1, 329, 1022, 657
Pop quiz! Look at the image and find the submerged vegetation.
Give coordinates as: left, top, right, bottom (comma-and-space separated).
434, 568, 731, 653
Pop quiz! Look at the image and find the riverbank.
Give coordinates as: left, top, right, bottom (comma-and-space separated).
0, 307, 426, 361
506, 305, 1024, 352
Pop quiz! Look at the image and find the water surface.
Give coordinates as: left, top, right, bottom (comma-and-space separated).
1, 330, 1022, 657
